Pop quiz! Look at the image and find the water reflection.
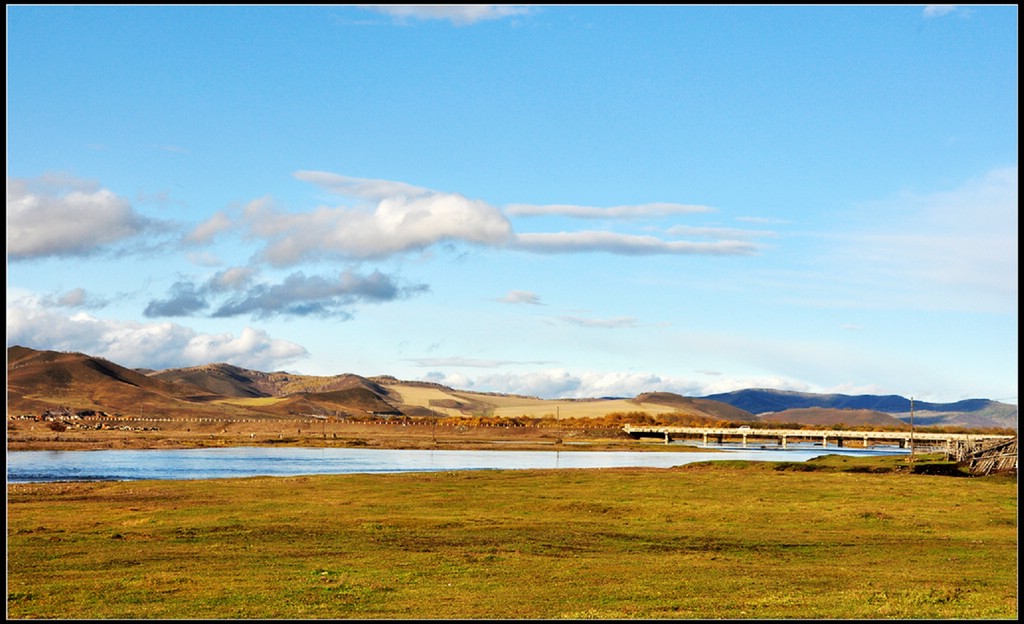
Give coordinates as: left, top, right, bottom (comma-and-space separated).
6, 444, 909, 483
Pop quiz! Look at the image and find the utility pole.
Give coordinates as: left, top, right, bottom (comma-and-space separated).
909, 396, 915, 462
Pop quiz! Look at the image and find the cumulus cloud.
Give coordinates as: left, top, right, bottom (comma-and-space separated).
144, 268, 428, 320
364, 4, 532, 25
185, 210, 233, 245
55, 288, 89, 308
7, 175, 156, 259
233, 171, 762, 262
208, 267, 257, 291
420, 369, 692, 400
505, 202, 714, 219
496, 290, 543, 305
423, 369, 583, 398
241, 172, 513, 264
31, 287, 112, 311
513, 231, 759, 255
144, 282, 210, 317
212, 270, 426, 319
6, 294, 308, 371
420, 368, 816, 400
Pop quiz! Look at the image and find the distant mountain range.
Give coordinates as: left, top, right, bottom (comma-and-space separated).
700, 388, 1018, 430
6, 346, 1017, 431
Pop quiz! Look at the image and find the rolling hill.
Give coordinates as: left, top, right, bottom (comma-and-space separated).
632, 392, 759, 423
6, 346, 1016, 430
6, 345, 221, 418
758, 408, 907, 428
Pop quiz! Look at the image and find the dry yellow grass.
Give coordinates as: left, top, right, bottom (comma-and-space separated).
385, 385, 475, 417
386, 383, 682, 420
7, 463, 1017, 619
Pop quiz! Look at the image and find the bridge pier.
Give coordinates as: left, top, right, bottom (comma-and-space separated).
621, 425, 1013, 454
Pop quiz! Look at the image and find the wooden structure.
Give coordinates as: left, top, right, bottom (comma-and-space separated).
948, 438, 1018, 475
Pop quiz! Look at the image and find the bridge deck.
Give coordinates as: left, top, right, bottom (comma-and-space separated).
622, 425, 1015, 448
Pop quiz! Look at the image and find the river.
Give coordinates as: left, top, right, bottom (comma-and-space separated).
6, 443, 910, 483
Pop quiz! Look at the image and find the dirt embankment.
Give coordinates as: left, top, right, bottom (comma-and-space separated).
6, 417, 676, 453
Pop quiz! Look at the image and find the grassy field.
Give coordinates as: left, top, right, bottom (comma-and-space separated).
6, 456, 1017, 619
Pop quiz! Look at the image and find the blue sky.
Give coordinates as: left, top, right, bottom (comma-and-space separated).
7, 5, 1018, 405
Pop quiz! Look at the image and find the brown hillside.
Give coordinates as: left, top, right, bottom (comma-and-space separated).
6, 346, 399, 422
633, 392, 757, 423
150, 364, 392, 399
6, 346, 222, 418
291, 388, 402, 416
147, 364, 273, 398
759, 408, 908, 429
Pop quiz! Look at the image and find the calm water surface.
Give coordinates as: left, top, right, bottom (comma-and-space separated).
6, 444, 909, 483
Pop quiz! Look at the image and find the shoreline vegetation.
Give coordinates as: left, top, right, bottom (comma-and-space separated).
7, 412, 1013, 454
6, 416, 721, 453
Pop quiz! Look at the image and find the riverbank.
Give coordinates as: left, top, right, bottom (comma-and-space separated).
8, 463, 1017, 619
6, 417, 709, 453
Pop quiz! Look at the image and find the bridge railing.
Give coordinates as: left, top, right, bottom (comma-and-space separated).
621, 424, 1016, 445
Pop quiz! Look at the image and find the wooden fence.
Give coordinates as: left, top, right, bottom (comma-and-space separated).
948, 438, 1018, 475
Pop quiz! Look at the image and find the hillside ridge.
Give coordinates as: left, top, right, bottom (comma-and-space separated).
6, 346, 1017, 430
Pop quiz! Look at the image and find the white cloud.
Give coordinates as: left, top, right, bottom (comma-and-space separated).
420, 369, 813, 400
55, 288, 87, 307
45, 287, 109, 310
497, 290, 543, 305
6, 293, 308, 371
407, 356, 555, 368
294, 170, 432, 201
180, 327, 308, 371
364, 5, 532, 26
186, 210, 233, 245
242, 172, 513, 264
208, 267, 257, 291
923, 5, 957, 18
7, 175, 154, 259
186, 251, 224, 267
505, 202, 714, 219
664, 224, 777, 240
143, 268, 427, 319
558, 315, 638, 329
234, 171, 763, 262
513, 231, 759, 255
834, 166, 1017, 313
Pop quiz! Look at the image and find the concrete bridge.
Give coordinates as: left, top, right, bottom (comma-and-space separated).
622, 424, 1016, 452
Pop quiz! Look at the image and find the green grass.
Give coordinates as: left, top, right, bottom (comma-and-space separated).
7, 459, 1017, 619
